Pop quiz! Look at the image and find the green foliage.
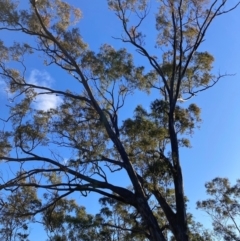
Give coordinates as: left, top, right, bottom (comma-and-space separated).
0, 131, 12, 157
197, 178, 240, 241
0, 183, 41, 241
0, 0, 238, 241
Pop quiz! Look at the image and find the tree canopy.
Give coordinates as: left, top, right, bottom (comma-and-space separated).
0, 0, 239, 241
198, 178, 240, 241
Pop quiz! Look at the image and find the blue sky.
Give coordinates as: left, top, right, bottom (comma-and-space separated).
0, 0, 240, 239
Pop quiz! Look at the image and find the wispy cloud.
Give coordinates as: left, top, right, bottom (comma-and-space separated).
0, 79, 7, 97
63, 158, 69, 166
0, 78, 15, 101
28, 69, 62, 111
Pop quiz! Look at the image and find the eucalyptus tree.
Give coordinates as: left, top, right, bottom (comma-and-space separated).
0, 0, 239, 241
0, 181, 40, 241
0, 182, 213, 241
198, 178, 240, 241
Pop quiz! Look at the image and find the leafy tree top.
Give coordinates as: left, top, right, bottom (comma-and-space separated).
0, 0, 239, 241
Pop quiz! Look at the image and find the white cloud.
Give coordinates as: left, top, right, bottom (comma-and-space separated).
62, 158, 69, 165
0, 79, 6, 95
28, 69, 62, 111
0, 79, 15, 100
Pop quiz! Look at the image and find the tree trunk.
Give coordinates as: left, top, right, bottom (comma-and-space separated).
169, 113, 189, 241
136, 197, 167, 241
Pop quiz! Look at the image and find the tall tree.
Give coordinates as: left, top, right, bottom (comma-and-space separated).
0, 180, 40, 241
197, 178, 240, 241
0, 0, 239, 240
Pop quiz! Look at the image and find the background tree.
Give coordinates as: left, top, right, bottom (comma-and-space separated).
197, 178, 240, 241
0, 0, 239, 241
0, 180, 41, 241
42, 199, 104, 241
0, 179, 214, 241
